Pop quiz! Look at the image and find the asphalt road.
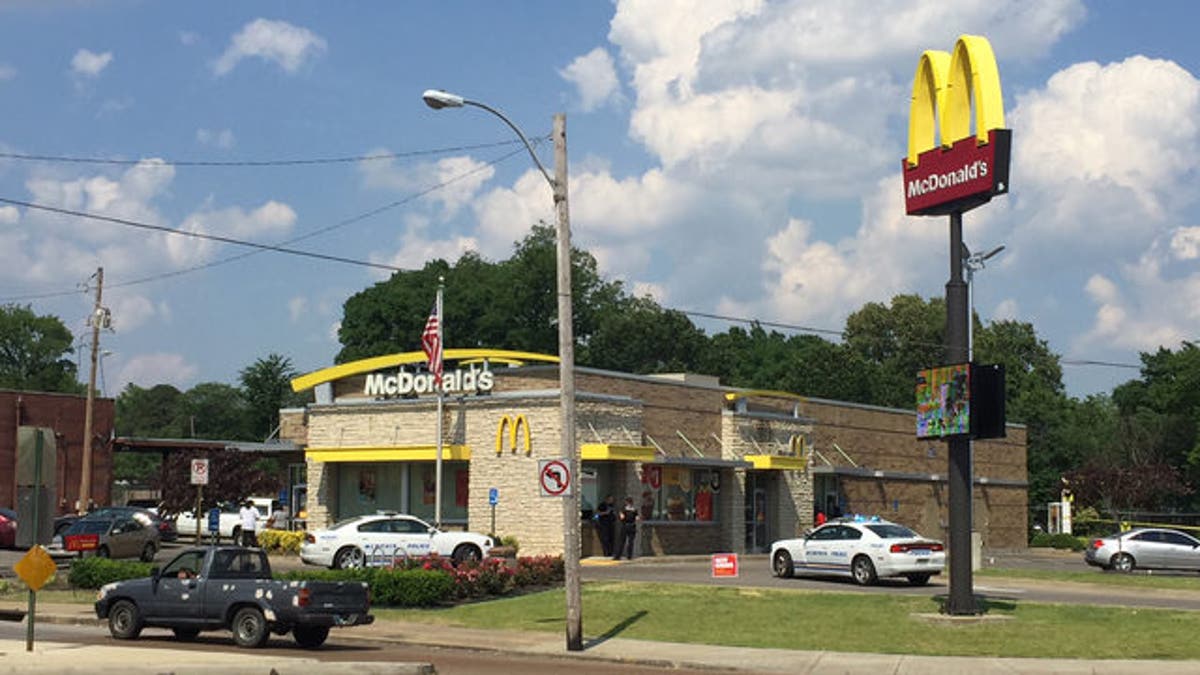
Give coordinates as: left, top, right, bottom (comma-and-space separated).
0, 621, 717, 675
6, 544, 1200, 611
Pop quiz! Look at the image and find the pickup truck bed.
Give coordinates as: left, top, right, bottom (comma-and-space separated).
95, 546, 373, 648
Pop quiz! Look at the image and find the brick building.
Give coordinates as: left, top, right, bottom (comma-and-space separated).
283, 350, 1027, 556
1, 389, 115, 513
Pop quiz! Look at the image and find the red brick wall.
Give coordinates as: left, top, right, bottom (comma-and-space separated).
0, 390, 115, 513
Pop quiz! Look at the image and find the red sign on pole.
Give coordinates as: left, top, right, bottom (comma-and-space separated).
65, 534, 100, 552
711, 553, 739, 578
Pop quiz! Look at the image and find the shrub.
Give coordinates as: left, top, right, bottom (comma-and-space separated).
1030, 532, 1086, 551
256, 529, 306, 554
69, 557, 154, 589
514, 555, 565, 587
277, 566, 454, 607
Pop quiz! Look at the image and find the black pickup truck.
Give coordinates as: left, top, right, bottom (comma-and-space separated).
94, 546, 373, 648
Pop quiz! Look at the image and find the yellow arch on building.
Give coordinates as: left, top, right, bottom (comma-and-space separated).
291, 348, 560, 392
495, 414, 532, 456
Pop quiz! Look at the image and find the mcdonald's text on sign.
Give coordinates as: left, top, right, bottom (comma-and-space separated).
539, 459, 571, 497
903, 35, 1011, 216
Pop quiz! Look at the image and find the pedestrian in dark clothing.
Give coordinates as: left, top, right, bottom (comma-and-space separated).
596, 495, 616, 557
614, 497, 639, 560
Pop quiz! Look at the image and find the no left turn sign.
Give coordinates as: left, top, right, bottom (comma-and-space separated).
538, 459, 571, 497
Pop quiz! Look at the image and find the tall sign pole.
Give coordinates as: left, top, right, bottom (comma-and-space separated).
434, 277, 445, 528
903, 35, 1010, 616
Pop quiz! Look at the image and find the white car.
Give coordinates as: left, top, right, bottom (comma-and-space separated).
172, 503, 244, 542
300, 512, 494, 569
770, 516, 945, 586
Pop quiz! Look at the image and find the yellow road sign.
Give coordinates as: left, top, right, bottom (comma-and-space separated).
13, 546, 56, 591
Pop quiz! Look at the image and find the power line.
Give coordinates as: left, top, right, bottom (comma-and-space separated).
0, 196, 404, 273
0, 139, 530, 168
0, 142, 538, 301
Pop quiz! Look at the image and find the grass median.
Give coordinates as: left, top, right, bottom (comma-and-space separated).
376, 580, 1200, 659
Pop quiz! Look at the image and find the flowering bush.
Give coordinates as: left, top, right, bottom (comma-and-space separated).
255, 529, 306, 554
514, 555, 565, 587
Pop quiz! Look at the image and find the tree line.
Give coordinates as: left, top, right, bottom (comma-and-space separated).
4, 224, 1198, 522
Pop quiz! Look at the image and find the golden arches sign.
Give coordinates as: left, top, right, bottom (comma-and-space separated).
495, 414, 532, 456
903, 34, 1011, 216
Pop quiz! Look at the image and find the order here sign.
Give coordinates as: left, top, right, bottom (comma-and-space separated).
711, 553, 739, 578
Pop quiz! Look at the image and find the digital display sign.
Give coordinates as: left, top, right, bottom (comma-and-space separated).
915, 362, 1006, 440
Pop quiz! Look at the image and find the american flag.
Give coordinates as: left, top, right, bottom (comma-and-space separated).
421, 303, 443, 385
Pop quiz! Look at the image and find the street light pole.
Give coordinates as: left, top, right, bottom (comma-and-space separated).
422, 90, 583, 652
963, 244, 1005, 361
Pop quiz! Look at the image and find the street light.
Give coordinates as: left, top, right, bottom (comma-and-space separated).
963, 244, 1005, 360
422, 89, 583, 652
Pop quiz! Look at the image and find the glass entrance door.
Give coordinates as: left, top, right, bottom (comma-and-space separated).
743, 473, 769, 552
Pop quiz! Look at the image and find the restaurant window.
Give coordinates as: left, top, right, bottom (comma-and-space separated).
638, 465, 720, 522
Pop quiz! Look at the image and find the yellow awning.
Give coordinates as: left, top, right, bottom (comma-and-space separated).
581, 443, 657, 462
745, 454, 807, 471
305, 445, 470, 463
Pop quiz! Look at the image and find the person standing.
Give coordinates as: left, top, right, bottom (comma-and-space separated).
238, 499, 259, 547
614, 496, 639, 561
595, 495, 616, 557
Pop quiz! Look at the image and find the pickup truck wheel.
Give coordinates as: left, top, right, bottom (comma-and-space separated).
293, 625, 330, 649
108, 600, 143, 640
452, 544, 482, 566
232, 607, 270, 648
140, 542, 157, 562
172, 627, 200, 641
334, 546, 365, 569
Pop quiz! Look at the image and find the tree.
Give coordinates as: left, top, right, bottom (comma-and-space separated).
180, 382, 251, 440
842, 295, 946, 408
583, 297, 709, 374
337, 224, 629, 364
155, 449, 281, 516
240, 354, 308, 441
0, 304, 83, 393
115, 383, 188, 437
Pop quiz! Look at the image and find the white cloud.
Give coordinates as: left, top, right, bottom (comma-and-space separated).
1172, 227, 1200, 260
288, 296, 307, 323
109, 294, 159, 332
179, 31, 200, 46
1009, 56, 1200, 229
358, 152, 495, 219
559, 47, 622, 111
71, 49, 113, 78
213, 19, 327, 76
369, 231, 480, 280
472, 169, 555, 256
0, 63, 15, 81
0, 206, 17, 224
115, 353, 199, 391
992, 299, 1020, 322
196, 128, 236, 149
171, 200, 296, 266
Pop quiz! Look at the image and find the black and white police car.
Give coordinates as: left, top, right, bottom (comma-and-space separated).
301, 512, 493, 569
770, 515, 945, 586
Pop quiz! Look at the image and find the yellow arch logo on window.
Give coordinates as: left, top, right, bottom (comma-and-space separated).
495, 415, 532, 456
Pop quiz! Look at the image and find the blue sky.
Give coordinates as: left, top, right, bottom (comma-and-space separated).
1, 1, 1198, 403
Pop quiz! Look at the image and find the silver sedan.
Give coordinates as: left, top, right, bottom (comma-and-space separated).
1084, 528, 1200, 572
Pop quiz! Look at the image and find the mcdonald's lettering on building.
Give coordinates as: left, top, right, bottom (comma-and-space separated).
903, 34, 1011, 216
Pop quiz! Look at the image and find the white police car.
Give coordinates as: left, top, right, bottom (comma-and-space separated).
770, 515, 945, 586
300, 512, 493, 569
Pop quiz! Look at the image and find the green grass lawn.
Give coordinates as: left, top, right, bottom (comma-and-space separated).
376, 581, 1200, 659
978, 566, 1200, 590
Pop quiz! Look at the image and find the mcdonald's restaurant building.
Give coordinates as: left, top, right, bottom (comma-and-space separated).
280, 350, 1028, 557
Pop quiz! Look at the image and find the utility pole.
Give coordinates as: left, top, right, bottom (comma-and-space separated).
554, 113, 583, 652
79, 267, 108, 514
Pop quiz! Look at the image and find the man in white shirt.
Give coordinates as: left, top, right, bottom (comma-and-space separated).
238, 499, 259, 547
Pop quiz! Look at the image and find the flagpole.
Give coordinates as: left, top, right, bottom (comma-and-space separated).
434, 276, 445, 529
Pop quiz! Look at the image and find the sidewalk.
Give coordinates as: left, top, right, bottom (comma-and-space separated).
5, 600, 1200, 674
